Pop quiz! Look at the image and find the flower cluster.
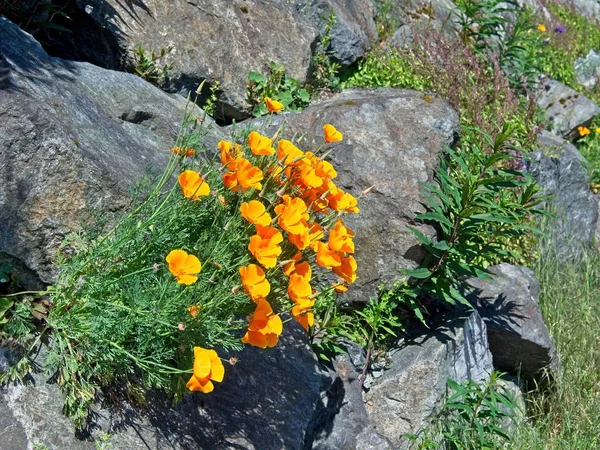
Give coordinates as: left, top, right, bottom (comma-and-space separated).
168, 122, 358, 393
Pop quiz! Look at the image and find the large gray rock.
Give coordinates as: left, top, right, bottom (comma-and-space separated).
240, 88, 460, 305
289, 0, 378, 68
466, 264, 561, 380
0, 16, 224, 286
1, 323, 323, 450
571, 0, 600, 21
575, 50, 600, 91
528, 131, 599, 260
75, 0, 318, 121
364, 312, 493, 448
537, 78, 600, 138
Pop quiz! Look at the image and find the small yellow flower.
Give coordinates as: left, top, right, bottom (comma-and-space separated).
537, 24, 546, 32
265, 97, 284, 113
596, 127, 600, 134
578, 126, 591, 137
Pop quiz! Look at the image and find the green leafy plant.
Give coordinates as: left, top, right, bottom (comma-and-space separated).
246, 61, 310, 116
574, 123, 600, 189
399, 127, 546, 322
132, 44, 173, 85
407, 371, 520, 449
308, 11, 341, 93
0, 0, 71, 33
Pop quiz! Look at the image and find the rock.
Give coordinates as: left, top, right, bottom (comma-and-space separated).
497, 375, 526, 432
537, 78, 600, 138
466, 263, 560, 381
1, 322, 323, 450
74, 0, 318, 121
306, 349, 392, 450
571, 0, 600, 21
239, 88, 460, 305
0, 17, 224, 286
288, 0, 378, 68
364, 312, 493, 448
575, 50, 600, 91
528, 131, 599, 260
382, 0, 460, 42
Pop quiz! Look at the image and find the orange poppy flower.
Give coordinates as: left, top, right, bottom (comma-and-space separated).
578, 126, 591, 137
333, 255, 357, 284
248, 225, 283, 268
282, 252, 302, 276
241, 299, 283, 348
315, 159, 337, 179
171, 146, 196, 157
239, 264, 270, 301
265, 97, 284, 113
186, 347, 225, 393
178, 170, 210, 200
287, 273, 312, 302
297, 159, 324, 189
323, 124, 343, 143
188, 305, 202, 318
316, 241, 342, 268
240, 200, 271, 226
248, 131, 275, 156
329, 189, 359, 214
274, 195, 309, 235
218, 140, 243, 166
166, 249, 202, 285
288, 229, 311, 250
332, 282, 348, 293
328, 219, 355, 254
223, 158, 264, 192
277, 140, 305, 166
291, 298, 315, 331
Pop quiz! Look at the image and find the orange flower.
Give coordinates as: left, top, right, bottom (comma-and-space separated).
186, 347, 225, 393
287, 273, 312, 302
248, 225, 283, 268
188, 305, 202, 318
297, 159, 324, 188
578, 126, 591, 137
248, 131, 275, 156
240, 200, 271, 226
218, 140, 243, 166
166, 249, 202, 285
323, 124, 343, 143
289, 221, 323, 250
328, 219, 355, 253
178, 170, 210, 200
242, 299, 283, 348
265, 97, 284, 113
316, 241, 342, 268
223, 158, 264, 192
332, 282, 348, 293
282, 252, 302, 276
274, 195, 309, 235
239, 264, 270, 301
329, 189, 359, 214
333, 255, 357, 284
171, 146, 196, 157
277, 140, 305, 166
291, 298, 315, 331
315, 159, 337, 180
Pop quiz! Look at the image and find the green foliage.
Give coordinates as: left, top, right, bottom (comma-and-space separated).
407, 372, 519, 449
373, 0, 402, 40
576, 121, 600, 188
308, 11, 341, 93
398, 127, 545, 322
454, 0, 516, 51
198, 79, 221, 118
0, 0, 71, 33
246, 61, 310, 116
132, 44, 173, 85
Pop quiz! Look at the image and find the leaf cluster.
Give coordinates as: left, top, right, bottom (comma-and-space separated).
132, 44, 174, 85
308, 11, 341, 94
246, 61, 310, 116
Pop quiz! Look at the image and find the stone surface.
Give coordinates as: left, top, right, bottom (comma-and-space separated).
528, 131, 599, 260
0, 17, 224, 286
537, 78, 600, 138
364, 312, 493, 448
466, 263, 560, 380
571, 0, 600, 21
575, 50, 600, 91
241, 88, 460, 305
381, 0, 460, 41
1, 323, 323, 450
289, 0, 378, 68
75, 0, 318, 121
306, 350, 392, 450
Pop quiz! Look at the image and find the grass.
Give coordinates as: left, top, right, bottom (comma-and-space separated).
511, 246, 600, 448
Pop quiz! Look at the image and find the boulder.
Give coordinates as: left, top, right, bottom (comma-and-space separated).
288, 0, 378, 68
528, 131, 599, 260
0, 17, 225, 286
239, 88, 460, 305
466, 263, 561, 380
571, 0, 600, 21
575, 50, 600, 91
536, 78, 600, 138
364, 312, 493, 448
74, 0, 318, 121
1, 322, 323, 450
